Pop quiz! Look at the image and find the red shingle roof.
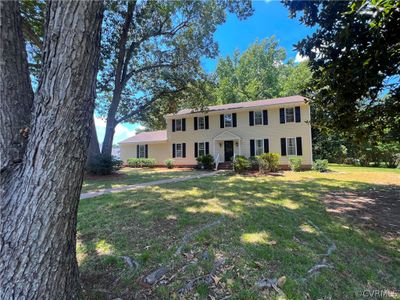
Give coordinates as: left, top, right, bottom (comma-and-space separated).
173, 95, 307, 116
119, 130, 167, 144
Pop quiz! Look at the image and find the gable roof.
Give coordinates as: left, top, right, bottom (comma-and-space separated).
171, 95, 307, 116
119, 130, 167, 144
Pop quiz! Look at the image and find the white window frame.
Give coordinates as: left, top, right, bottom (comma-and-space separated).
138, 145, 146, 158
198, 116, 205, 130
285, 108, 295, 123
175, 118, 183, 131
198, 142, 206, 157
176, 143, 183, 158
254, 111, 263, 126
286, 137, 297, 156
224, 113, 233, 127
255, 139, 264, 156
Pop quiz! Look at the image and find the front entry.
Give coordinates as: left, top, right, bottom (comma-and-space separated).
224, 140, 234, 161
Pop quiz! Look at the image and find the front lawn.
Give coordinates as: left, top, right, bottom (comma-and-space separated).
77, 165, 400, 299
82, 167, 201, 193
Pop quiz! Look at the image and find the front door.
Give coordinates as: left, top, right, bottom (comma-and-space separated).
224, 141, 234, 161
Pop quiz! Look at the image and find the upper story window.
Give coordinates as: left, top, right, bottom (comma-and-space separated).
198, 116, 205, 129
254, 111, 263, 125
172, 118, 186, 132
175, 119, 182, 131
224, 114, 233, 127
280, 106, 301, 124
220, 113, 237, 128
285, 108, 295, 123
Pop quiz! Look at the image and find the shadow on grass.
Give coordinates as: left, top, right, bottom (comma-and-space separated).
77, 173, 400, 299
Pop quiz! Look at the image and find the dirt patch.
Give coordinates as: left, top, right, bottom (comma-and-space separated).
323, 186, 400, 239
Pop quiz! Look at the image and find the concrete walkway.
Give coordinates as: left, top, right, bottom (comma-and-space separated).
80, 171, 220, 200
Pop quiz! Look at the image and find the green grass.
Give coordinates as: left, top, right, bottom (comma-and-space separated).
77, 166, 400, 299
82, 167, 201, 193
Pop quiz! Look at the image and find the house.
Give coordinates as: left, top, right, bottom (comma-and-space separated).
119, 95, 312, 169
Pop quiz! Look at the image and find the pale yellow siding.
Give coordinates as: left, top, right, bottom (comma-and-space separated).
120, 102, 312, 167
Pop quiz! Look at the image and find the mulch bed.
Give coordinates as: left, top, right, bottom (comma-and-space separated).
323, 186, 400, 239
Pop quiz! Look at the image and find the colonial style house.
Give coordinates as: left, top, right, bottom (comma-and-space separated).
119, 95, 312, 169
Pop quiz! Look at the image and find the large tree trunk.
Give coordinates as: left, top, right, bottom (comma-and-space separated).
101, 93, 119, 156
0, 1, 103, 299
0, 1, 33, 172
86, 116, 101, 167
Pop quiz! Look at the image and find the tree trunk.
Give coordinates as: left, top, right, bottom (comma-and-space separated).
86, 116, 101, 167
0, 1, 33, 173
0, 1, 103, 299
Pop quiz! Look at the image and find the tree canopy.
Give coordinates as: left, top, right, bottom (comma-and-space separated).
211, 37, 312, 104
283, 0, 400, 139
96, 0, 253, 155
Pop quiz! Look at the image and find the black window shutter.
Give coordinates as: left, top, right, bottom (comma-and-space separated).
280, 108, 285, 124
295, 106, 301, 123
182, 118, 186, 131
172, 144, 176, 158
194, 142, 198, 157
172, 119, 176, 132
194, 117, 198, 130
296, 137, 303, 155
205, 116, 209, 129
250, 139, 255, 157
249, 111, 254, 126
182, 143, 186, 157
263, 110, 268, 125
145, 144, 148, 158
136, 145, 139, 158
232, 113, 237, 127
281, 138, 287, 156
264, 139, 269, 153
205, 142, 209, 155
220, 114, 224, 128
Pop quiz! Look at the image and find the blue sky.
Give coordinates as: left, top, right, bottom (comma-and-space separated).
100, 0, 313, 145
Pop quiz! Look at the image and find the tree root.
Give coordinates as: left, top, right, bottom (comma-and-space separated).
174, 217, 224, 256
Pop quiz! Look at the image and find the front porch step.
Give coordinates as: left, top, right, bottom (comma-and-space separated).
217, 162, 233, 170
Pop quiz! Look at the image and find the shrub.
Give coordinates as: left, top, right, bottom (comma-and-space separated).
196, 154, 214, 170
87, 154, 123, 175
344, 157, 360, 165
233, 155, 250, 173
257, 153, 280, 173
312, 159, 329, 172
289, 157, 302, 172
377, 142, 400, 168
248, 156, 259, 170
165, 159, 174, 169
127, 158, 156, 168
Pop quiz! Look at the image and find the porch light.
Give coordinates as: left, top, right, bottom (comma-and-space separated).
219, 142, 222, 147
235, 141, 239, 147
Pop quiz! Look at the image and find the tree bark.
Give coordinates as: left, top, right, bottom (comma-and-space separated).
0, 1, 103, 299
0, 1, 33, 173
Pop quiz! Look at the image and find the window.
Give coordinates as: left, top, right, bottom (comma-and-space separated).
138, 145, 146, 158
254, 111, 263, 125
198, 142, 206, 156
285, 108, 294, 123
198, 116, 205, 130
175, 119, 182, 131
176, 143, 183, 157
224, 114, 233, 127
287, 138, 296, 155
255, 139, 264, 155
